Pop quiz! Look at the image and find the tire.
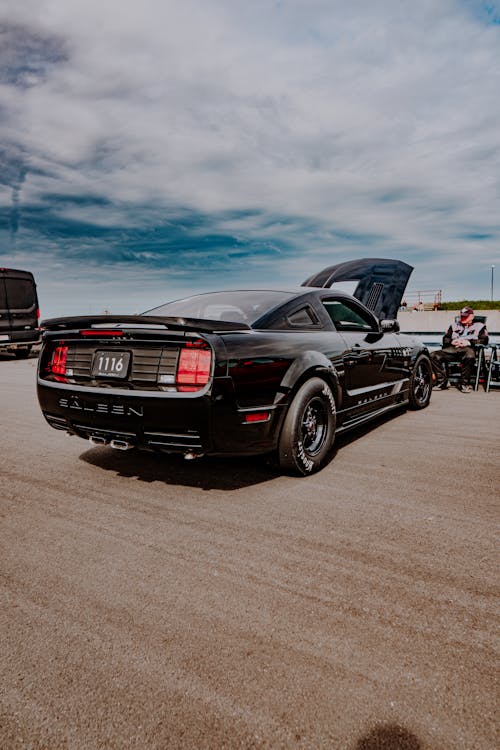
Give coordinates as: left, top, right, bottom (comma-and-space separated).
278, 377, 336, 476
13, 346, 32, 359
408, 354, 432, 409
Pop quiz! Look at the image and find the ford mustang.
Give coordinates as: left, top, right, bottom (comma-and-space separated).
37, 258, 432, 475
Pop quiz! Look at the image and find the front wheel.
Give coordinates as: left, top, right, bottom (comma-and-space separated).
278, 377, 336, 476
408, 355, 432, 409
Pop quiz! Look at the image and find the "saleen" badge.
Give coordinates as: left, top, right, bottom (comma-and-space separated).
58, 396, 143, 417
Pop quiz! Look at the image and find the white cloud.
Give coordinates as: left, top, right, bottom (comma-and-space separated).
0, 0, 499, 310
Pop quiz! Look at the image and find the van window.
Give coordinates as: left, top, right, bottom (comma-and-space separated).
5, 279, 36, 309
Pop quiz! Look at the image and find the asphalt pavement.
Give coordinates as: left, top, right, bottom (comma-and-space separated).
0, 354, 498, 750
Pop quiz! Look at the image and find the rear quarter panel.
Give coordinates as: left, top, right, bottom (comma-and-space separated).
219, 329, 347, 407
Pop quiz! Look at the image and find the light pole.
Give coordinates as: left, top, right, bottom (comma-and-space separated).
492, 265, 495, 302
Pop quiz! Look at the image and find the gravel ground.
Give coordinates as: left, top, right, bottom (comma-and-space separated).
0, 355, 498, 750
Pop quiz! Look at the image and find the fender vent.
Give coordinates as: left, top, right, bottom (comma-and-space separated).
365, 282, 384, 311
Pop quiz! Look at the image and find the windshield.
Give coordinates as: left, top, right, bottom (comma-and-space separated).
144, 290, 297, 325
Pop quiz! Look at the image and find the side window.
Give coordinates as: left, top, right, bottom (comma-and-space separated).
322, 299, 376, 331
287, 306, 319, 328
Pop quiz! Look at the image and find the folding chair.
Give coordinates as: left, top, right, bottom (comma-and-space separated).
486, 345, 500, 392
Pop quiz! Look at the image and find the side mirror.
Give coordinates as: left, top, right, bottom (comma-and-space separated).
380, 319, 400, 333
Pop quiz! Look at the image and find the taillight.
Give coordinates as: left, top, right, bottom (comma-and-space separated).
52, 345, 68, 378
36, 308, 40, 320
176, 347, 211, 392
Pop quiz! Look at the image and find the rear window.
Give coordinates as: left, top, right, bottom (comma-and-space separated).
5, 278, 36, 309
145, 290, 297, 325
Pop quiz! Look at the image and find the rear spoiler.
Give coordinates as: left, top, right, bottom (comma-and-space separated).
40, 314, 251, 333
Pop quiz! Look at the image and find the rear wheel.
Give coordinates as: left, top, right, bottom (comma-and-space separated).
408, 355, 432, 409
278, 377, 336, 476
13, 346, 32, 359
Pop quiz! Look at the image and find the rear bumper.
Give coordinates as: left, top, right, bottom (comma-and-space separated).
0, 330, 41, 350
37, 378, 285, 456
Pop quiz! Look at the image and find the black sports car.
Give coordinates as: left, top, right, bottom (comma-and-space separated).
37, 258, 432, 475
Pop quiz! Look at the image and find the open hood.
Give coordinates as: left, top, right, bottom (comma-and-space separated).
302, 257, 413, 320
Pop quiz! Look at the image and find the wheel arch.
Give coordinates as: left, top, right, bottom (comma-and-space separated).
275, 351, 342, 409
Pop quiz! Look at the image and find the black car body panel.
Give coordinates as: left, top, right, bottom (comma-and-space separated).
0, 268, 41, 355
37, 258, 432, 475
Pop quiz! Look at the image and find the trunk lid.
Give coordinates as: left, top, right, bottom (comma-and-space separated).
39, 315, 233, 393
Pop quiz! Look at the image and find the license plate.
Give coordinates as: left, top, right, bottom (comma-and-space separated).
92, 351, 130, 378
0, 334, 9, 341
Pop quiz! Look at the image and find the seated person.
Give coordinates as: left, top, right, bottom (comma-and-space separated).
431, 306, 488, 393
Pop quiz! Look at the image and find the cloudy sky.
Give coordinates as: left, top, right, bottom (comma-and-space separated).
0, 0, 499, 317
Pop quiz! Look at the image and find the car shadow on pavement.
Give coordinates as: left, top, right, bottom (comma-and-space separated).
79, 447, 281, 490
0, 351, 39, 363
355, 723, 422, 749
79, 407, 406, 491
0, 347, 40, 363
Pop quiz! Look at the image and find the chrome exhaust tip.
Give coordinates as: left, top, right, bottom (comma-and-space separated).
184, 451, 204, 461
110, 439, 134, 451
89, 435, 108, 446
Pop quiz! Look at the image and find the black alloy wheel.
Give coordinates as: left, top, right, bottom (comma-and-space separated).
408, 354, 433, 409
278, 377, 336, 476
